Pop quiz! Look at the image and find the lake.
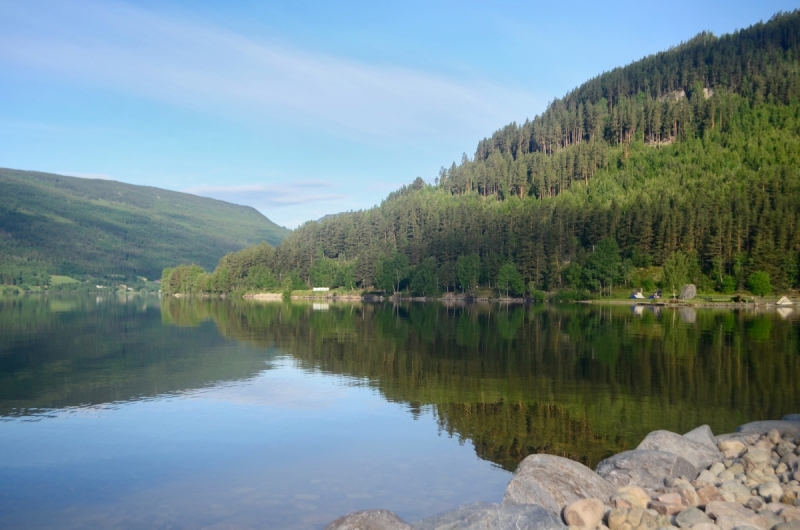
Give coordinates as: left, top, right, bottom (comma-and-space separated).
1, 296, 798, 529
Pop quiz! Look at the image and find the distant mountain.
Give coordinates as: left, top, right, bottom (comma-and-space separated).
0, 168, 290, 280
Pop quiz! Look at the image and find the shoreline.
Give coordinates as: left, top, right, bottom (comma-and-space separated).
235, 292, 798, 310
325, 416, 800, 530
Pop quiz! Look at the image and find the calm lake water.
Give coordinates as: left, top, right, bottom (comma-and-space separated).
1, 296, 798, 529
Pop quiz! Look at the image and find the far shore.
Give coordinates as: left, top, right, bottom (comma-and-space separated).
236, 291, 799, 309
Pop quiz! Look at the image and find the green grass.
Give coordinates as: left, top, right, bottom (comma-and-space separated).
49, 275, 80, 286
0, 168, 291, 280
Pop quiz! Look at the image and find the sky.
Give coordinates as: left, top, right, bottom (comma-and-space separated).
1, 1, 798, 228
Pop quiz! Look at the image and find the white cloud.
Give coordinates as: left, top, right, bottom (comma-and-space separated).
184, 182, 348, 209
0, 0, 541, 141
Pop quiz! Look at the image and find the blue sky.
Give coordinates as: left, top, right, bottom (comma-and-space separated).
1, 1, 797, 228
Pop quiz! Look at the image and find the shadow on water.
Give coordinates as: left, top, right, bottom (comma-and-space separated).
159, 298, 800, 470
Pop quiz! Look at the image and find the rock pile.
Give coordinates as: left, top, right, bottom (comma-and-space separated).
325, 417, 800, 530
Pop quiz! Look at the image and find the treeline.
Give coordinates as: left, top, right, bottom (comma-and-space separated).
0, 257, 50, 289
164, 12, 800, 298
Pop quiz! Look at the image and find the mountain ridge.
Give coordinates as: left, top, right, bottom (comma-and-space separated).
0, 167, 290, 283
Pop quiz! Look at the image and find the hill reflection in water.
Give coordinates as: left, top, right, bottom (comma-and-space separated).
161, 298, 800, 470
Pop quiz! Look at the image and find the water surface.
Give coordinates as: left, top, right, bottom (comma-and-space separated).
1, 296, 798, 529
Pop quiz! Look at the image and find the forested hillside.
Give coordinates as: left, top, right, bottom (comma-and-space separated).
0, 169, 289, 286
164, 12, 800, 298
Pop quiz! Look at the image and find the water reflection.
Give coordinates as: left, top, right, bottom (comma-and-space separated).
3, 296, 799, 469
1, 296, 799, 529
0, 295, 276, 417
159, 298, 800, 470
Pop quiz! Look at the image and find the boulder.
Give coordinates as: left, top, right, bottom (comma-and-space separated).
504, 454, 616, 514
596, 450, 697, 490
636, 430, 722, 470
735, 421, 800, 437
684, 425, 717, 452
325, 510, 412, 530
679, 284, 697, 300
411, 502, 566, 530
562, 498, 605, 530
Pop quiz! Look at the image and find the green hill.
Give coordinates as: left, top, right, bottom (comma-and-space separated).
166, 12, 800, 297
0, 168, 289, 285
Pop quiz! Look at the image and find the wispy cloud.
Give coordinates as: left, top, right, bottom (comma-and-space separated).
0, 0, 540, 140
184, 182, 348, 209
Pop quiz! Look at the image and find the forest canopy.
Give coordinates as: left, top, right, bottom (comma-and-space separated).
164, 11, 800, 298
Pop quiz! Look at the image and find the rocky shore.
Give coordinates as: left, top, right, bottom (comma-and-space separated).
325, 416, 800, 530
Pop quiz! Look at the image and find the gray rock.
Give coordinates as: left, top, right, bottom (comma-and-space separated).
741, 447, 770, 471
757, 481, 783, 502
412, 502, 567, 530
773, 523, 800, 530
674, 507, 712, 528
679, 284, 697, 300
596, 450, 697, 490
703, 501, 768, 530
504, 454, 616, 515
778, 443, 797, 458
719, 481, 751, 503
761, 511, 785, 529
684, 425, 718, 452
326, 510, 412, 530
715, 433, 761, 446
637, 430, 722, 470
783, 415, 800, 422
735, 421, 800, 437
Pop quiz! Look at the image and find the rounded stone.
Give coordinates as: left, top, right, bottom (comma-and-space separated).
758, 481, 783, 502
741, 448, 770, 471
674, 507, 713, 528
563, 498, 606, 530
769, 430, 783, 444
